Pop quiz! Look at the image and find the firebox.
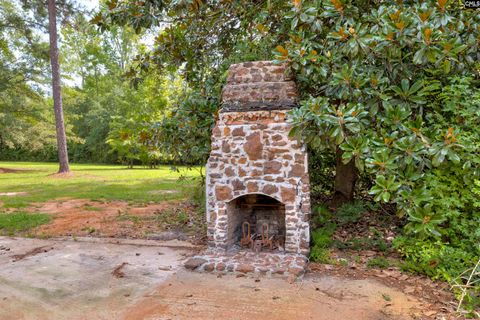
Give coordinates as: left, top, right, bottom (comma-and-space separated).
206, 61, 310, 255
227, 194, 286, 251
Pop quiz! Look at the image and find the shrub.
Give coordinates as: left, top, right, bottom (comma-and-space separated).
474, 180, 480, 208
309, 216, 337, 263
281, 2, 480, 302
394, 237, 478, 282
308, 148, 335, 199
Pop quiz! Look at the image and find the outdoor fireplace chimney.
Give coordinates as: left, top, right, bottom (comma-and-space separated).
206, 61, 310, 255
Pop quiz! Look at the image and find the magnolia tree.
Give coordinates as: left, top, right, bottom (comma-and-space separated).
95, 0, 291, 168
278, 0, 479, 239
97, 1, 480, 266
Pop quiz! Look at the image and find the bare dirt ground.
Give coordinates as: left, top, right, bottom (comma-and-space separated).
0, 198, 460, 318
0, 168, 33, 174
123, 270, 421, 320
0, 237, 427, 320
0, 192, 28, 196
308, 263, 458, 319
25, 199, 200, 240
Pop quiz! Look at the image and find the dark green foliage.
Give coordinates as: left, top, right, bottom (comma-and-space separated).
150, 93, 218, 167
0, 1, 57, 155
337, 235, 389, 253
311, 204, 333, 228
284, 1, 480, 239
307, 148, 335, 198
310, 205, 336, 263
278, 1, 480, 300
336, 200, 366, 225
0, 146, 58, 162
309, 246, 332, 264
394, 236, 478, 282
311, 223, 337, 249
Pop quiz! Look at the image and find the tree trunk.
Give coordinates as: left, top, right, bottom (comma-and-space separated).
332, 147, 357, 206
48, 0, 70, 173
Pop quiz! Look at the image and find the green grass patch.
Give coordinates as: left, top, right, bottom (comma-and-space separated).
0, 212, 50, 235
335, 235, 389, 252
310, 221, 337, 263
116, 211, 143, 224
310, 246, 333, 264
336, 200, 367, 225
83, 204, 102, 211
155, 207, 192, 228
81, 226, 96, 234
367, 256, 391, 269
0, 162, 201, 208
311, 223, 336, 248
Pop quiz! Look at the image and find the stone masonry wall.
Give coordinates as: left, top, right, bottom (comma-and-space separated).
206, 110, 311, 255
221, 61, 298, 112
206, 61, 311, 255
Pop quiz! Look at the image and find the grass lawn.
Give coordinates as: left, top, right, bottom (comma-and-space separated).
0, 212, 51, 235
0, 162, 201, 209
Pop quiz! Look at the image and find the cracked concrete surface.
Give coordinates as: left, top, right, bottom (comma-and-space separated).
0, 237, 421, 320
0, 237, 194, 320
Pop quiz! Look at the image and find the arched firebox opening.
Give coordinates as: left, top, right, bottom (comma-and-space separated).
227, 194, 286, 252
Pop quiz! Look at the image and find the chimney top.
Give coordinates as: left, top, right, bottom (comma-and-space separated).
221, 61, 298, 113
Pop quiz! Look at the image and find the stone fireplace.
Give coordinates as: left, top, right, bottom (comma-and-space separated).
206, 61, 310, 255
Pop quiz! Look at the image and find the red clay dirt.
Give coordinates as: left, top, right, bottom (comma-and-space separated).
28, 199, 191, 238
121, 270, 421, 320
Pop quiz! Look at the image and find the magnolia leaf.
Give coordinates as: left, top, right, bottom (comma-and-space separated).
409, 80, 423, 95
447, 150, 460, 163
413, 47, 426, 64
381, 191, 391, 202
276, 45, 289, 57
437, 0, 447, 11
108, 0, 118, 10
443, 59, 451, 73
